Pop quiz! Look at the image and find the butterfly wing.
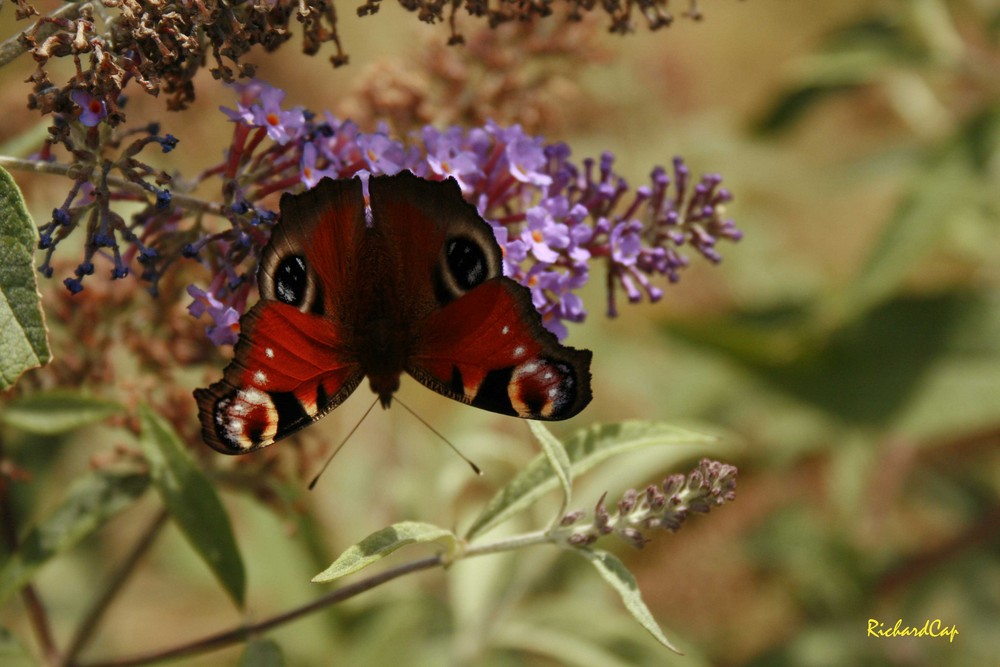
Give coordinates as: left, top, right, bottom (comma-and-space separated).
194, 302, 363, 453
195, 178, 368, 454
408, 278, 592, 420
364, 173, 592, 420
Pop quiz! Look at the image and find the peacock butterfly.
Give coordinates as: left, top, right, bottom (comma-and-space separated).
194, 171, 592, 454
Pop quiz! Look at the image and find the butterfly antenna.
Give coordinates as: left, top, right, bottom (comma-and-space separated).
308, 397, 380, 490
395, 397, 483, 476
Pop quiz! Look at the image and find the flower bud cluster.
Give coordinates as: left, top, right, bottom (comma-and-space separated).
557, 459, 738, 549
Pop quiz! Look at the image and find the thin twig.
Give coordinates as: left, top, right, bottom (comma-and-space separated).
62, 510, 170, 667
76, 555, 444, 667
0, 155, 225, 217
74, 525, 565, 667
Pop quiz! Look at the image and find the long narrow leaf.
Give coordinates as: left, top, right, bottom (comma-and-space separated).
574, 548, 680, 653
466, 421, 715, 539
313, 521, 457, 583
0, 471, 148, 604
0, 391, 122, 435
138, 405, 246, 607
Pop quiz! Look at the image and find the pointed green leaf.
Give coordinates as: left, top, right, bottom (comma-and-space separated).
239, 638, 285, 667
313, 521, 457, 583
466, 421, 715, 539
0, 165, 50, 390
138, 405, 245, 607
528, 421, 572, 522
574, 549, 680, 654
0, 391, 123, 435
0, 470, 148, 605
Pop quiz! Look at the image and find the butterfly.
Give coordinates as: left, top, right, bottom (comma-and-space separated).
194, 171, 592, 454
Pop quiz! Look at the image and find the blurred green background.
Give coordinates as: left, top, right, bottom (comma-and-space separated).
2, 0, 999, 665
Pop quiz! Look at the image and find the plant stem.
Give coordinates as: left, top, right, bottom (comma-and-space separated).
61, 510, 170, 667
73, 526, 567, 667
0, 155, 225, 217
74, 555, 443, 667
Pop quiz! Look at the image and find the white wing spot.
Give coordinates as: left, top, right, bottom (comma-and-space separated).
543, 371, 553, 380
240, 387, 270, 406
265, 347, 275, 359
253, 370, 268, 386
548, 387, 559, 398
501, 325, 510, 335
513, 346, 526, 359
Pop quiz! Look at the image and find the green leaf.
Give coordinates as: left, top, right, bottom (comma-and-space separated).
528, 421, 572, 523
0, 470, 148, 605
0, 391, 123, 435
574, 549, 680, 654
753, 83, 861, 136
138, 405, 245, 607
239, 638, 285, 667
670, 293, 979, 427
0, 165, 50, 390
465, 421, 716, 539
829, 143, 974, 325
312, 521, 457, 583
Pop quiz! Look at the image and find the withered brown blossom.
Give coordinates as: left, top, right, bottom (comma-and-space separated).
10, 0, 715, 129
15, 0, 345, 122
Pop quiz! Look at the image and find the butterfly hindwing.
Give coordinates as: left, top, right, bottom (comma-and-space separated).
408, 278, 592, 420
195, 301, 364, 453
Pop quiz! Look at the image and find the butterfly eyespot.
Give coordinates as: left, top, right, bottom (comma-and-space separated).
508, 358, 577, 420
445, 236, 487, 291
211, 388, 279, 453
275, 255, 308, 306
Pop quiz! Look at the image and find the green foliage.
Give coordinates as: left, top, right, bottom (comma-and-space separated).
573, 549, 679, 653
0, 392, 122, 435
0, 166, 49, 390
138, 405, 246, 607
467, 421, 715, 539
0, 469, 148, 605
312, 522, 458, 582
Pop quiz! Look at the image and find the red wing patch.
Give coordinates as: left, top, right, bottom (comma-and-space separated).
407, 278, 591, 420
194, 301, 363, 453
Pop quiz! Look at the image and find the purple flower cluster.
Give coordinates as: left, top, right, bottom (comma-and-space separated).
189, 82, 742, 342
167, 81, 741, 342
35, 125, 177, 296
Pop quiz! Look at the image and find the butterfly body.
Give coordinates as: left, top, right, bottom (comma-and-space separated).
195, 172, 592, 454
